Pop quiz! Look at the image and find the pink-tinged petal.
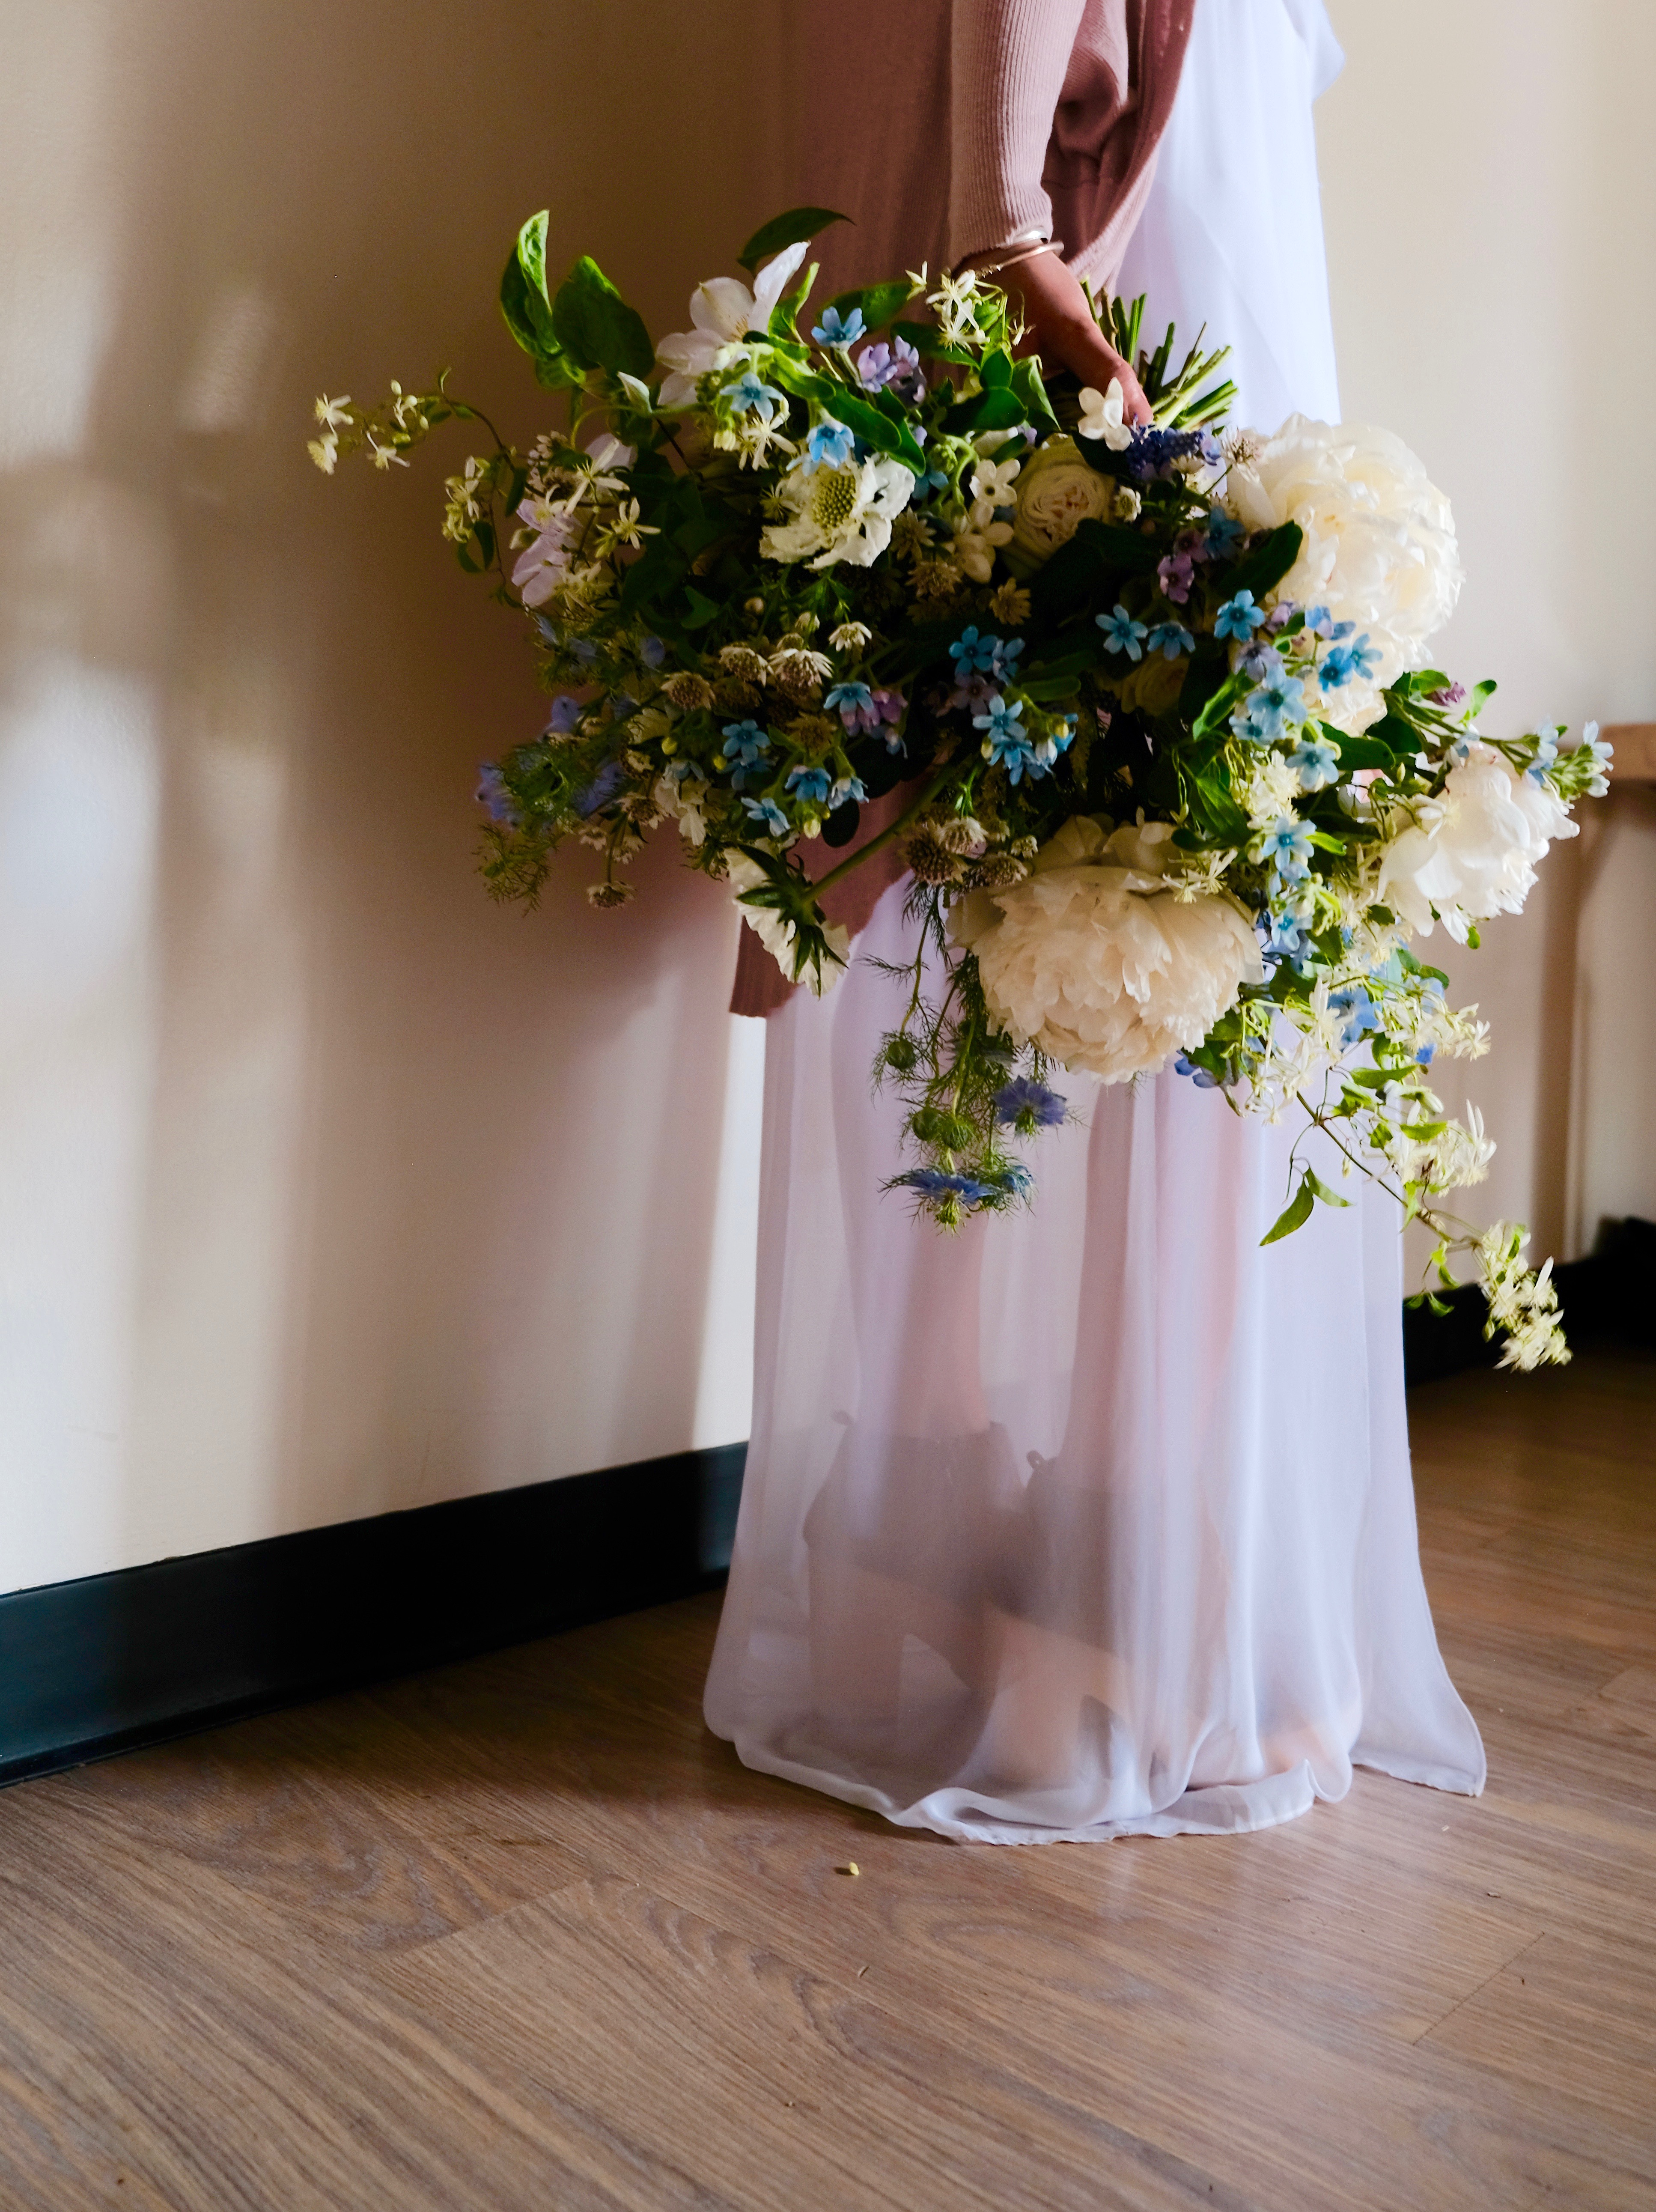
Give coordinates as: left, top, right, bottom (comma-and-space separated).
690, 276, 757, 340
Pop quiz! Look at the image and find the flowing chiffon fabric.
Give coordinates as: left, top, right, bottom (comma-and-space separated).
704, 0, 1486, 1842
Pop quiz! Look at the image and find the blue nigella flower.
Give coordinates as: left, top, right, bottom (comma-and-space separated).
950, 625, 1001, 677
1145, 621, 1195, 661
812, 304, 866, 347
896, 1167, 998, 1206
545, 694, 583, 735
994, 1078, 1067, 1128
639, 635, 666, 668
1305, 605, 1355, 643
727, 369, 784, 421
1254, 814, 1316, 883
785, 765, 834, 805
1320, 633, 1382, 689
1288, 736, 1341, 791
1203, 507, 1246, 556
475, 763, 518, 825
804, 416, 856, 472
1329, 984, 1383, 1051
1215, 589, 1267, 643
742, 795, 790, 838
1096, 604, 1149, 660
1173, 1052, 1222, 1089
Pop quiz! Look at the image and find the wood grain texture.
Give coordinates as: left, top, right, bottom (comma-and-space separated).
0, 1350, 1650, 2210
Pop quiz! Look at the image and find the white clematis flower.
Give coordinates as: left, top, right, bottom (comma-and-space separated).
510, 494, 584, 605
1077, 378, 1133, 451
761, 452, 914, 570
655, 242, 811, 409
1377, 743, 1577, 942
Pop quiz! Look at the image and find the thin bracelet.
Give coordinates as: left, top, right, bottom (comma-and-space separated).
952, 238, 1067, 281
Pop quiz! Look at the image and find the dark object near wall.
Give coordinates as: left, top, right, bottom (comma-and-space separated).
1401, 1216, 1655, 1385
0, 1441, 745, 1790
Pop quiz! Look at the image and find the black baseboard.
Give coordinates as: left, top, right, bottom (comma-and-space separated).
1401, 1218, 1655, 1386
0, 1441, 745, 1791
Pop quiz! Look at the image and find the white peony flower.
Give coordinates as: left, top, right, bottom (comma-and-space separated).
1377, 744, 1577, 942
761, 453, 914, 570
950, 816, 1265, 1081
1225, 417, 1463, 732
1010, 435, 1117, 562
655, 243, 810, 409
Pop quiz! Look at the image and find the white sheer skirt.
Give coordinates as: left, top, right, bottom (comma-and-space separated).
705, 0, 1485, 1840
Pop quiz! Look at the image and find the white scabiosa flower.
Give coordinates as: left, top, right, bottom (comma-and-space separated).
1010, 436, 1116, 563
1378, 744, 1578, 941
1225, 417, 1463, 732
760, 454, 914, 570
950, 816, 1266, 1081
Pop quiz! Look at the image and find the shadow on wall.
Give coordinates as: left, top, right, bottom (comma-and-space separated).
0, 0, 781, 1593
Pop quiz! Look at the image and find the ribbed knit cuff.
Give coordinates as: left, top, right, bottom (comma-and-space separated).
947, 0, 1089, 265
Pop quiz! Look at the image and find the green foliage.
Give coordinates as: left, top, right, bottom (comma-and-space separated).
550, 256, 655, 381
737, 206, 849, 272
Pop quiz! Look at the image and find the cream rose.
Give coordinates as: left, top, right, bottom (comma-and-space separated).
1010, 436, 1117, 563
1225, 417, 1463, 732
950, 817, 1265, 1081
1377, 745, 1577, 942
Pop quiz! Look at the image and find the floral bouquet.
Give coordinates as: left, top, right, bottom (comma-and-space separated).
312, 207, 1611, 1368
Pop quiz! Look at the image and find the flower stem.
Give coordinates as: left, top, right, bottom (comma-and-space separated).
807, 766, 954, 910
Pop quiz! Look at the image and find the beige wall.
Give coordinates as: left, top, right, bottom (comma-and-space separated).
1318, 0, 1656, 1263
3, 0, 1649, 1595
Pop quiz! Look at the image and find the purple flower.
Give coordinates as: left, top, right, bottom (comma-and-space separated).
1427, 682, 1468, 707
475, 763, 518, 825
574, 758, 628, 818
1157, 552, 1196, 604
857, 336, 925, 400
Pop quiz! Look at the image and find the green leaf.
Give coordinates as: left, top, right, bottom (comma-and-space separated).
1010, 357, 1058, 430
1191, 670, 1248, 742
968, 385, 1028, 431
1224, 521, 1303, 603
979, 349, 1013, 391
767, 355, 838, 407
1260, 1174, 1315, 1246
828, 389, 926, 473
737, 207, 850, 274
1305, 1168, 1351, 1209
825, 280, 917, 334
551, 256, 655, 381
769, 259, 819, 341
682, 585, 722, 630
500, 211, 564, 367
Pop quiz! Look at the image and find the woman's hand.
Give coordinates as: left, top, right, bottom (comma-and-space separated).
1001, 252, 1153, 424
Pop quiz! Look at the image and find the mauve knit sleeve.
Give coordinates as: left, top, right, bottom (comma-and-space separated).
949, 0, 1091, 264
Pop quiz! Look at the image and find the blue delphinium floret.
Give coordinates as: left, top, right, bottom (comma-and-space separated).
1096, 604, 1149, 660
1215, 589, 1267, 643
1525, 727, 1561, 782
1305, 605, 1355, 643
1173, 1052, 1222, 1089
812, 304, 866, 347
824, 681, 874, 724
1329, 984, 1383, 1050
994, 1078, 1067, 1128
829, 774, 868, 808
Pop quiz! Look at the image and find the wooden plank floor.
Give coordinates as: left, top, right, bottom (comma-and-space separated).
0, 1351, 1651, 2211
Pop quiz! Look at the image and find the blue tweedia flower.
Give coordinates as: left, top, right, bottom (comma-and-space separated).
1328, 984, 1383, 1051
1215, 589, 1267, 643
1259, 911, 1316, 977
545, 694, 583, 734
574, 757, 628, 818
973, 693, 1026, 742
785, 764, 834, 805
1203, 507, 1245, 556
1320, 633, 1382, 689
1173, 1052, 1222, 1089
1145, 621, 1195, 661
727, 369, 784, 421
1251, 672, 1309, 742
804, 416, 856, 472
812, 304, 867, 347
1254, 814, 1316, 883
742, 795, 789, 837
991, 634, 1025, 683
1525, 727, 1561, 782
475, 763, 518, 825
639, 635, 666, 668
1305, 605, 1355, 643
1288, 736, 1341, 791
824, 681, 874, 723
721, 718, 772, 789
1096, 604, 1149, 660
1577, 719, 1613, 796
994, 1078, 1067, 1128
830, 775, 868, 808
950, 625, 1001, 677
